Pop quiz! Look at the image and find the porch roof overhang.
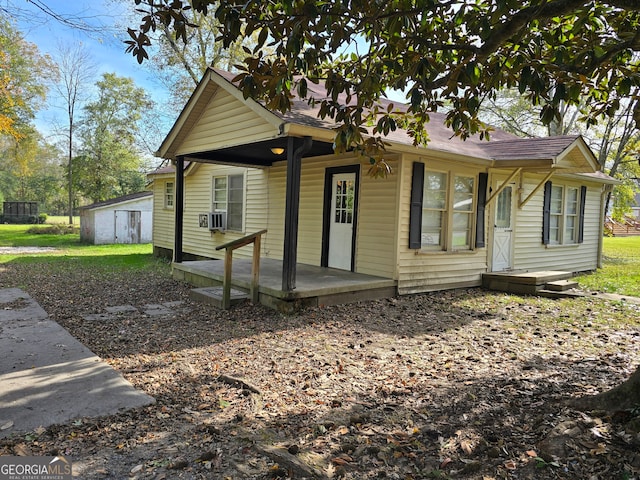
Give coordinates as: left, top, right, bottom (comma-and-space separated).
482, 136, 608, 208
182, 134, 336, 168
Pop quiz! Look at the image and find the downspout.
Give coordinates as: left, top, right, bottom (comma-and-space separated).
282, 136, 313, 291
597, 184, 613, 269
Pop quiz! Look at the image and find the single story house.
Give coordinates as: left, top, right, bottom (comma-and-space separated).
149, 68, 617, 310
79, 191, 153, 244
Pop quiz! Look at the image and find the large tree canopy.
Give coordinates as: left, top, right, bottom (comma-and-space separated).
128, 0, 640, 155
0, 16, 54, 139
129, 0, 249, 109
76, 73, 153, 203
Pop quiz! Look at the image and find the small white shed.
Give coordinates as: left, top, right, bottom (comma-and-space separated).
80, 191, 153, 244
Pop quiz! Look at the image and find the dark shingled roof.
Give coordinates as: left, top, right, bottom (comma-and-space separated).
478, 135, 582, 160
211, 69, 583, 161
79, 191, 152, 211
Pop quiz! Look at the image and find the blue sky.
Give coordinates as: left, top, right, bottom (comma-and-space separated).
12, 0, 171, 145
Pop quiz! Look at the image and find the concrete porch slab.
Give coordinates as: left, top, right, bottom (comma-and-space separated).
173, 258, 397, 312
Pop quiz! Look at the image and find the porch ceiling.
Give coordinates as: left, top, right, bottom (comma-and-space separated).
183, 136, 336, 167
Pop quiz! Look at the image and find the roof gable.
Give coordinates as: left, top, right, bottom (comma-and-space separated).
480, 135, 599, 173
157, 70, 283, 160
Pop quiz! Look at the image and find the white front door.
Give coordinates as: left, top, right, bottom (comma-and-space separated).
492, 184, 514, 271
328, 173, 356, 270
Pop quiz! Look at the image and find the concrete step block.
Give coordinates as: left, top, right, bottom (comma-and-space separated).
544, 279, 580, 291
190, 286, 248, 308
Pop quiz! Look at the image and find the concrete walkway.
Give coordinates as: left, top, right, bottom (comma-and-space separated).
0, 288, 154, 439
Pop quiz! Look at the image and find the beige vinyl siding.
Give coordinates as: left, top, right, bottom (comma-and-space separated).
396, 154, 488, 295
180, 164, 269, 260
511, 174, 601, 272
178, 90, 278, 155
263, 163, 285, 260
263, 155, 398, 277
356, 162, 398, 277
151, 176, 175, 250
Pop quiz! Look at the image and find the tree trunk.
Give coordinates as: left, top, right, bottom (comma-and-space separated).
571, 365, 640, 412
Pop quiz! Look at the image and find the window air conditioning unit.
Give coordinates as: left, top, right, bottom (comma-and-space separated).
208, 212, 226, 232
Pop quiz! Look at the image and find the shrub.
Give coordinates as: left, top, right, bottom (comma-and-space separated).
26, 224, 80, 235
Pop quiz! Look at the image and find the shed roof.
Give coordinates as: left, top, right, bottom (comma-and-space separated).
79, 191, 152, 211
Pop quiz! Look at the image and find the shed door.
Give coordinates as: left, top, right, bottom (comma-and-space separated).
328, 173, 356, 270
492, 184, 514, 271
115, 210, 141, 244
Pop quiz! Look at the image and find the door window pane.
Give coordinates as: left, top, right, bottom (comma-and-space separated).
334, 179, 354, 224
496, 187, 511, 228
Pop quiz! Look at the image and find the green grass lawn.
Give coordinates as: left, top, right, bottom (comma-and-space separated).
0, 224, 157, 271
1, 224, 639, 297
576, 236, 640, 297
0, 224, 81, 248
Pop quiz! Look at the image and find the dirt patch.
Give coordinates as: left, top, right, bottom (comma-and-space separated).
1, 260, 639, 479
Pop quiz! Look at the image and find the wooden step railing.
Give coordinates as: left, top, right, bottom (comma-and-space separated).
605, 218, 640, 237
215, 229, 267, 309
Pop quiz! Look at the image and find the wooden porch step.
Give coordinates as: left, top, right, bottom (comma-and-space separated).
190, 286, 248, 308
544, 279, 580, 291
482, 270, 574, 295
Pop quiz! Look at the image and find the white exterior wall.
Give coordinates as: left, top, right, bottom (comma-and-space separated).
83, 196, 153, 245
79, 209, 95, 243
93, 209, 114, 244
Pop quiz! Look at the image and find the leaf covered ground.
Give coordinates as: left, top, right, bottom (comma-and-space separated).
1, 258, 640, 479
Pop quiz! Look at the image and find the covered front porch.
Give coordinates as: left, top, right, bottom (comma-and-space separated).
172, 258, 397, 312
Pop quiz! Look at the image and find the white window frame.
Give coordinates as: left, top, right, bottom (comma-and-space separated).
212, 173, 245, 232
421, 170, 476, 251
164, 181, 174, 209
549, 185, 579, 245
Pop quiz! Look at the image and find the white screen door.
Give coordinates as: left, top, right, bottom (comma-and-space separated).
492, 185, 514, 271
328, 173, 356, 270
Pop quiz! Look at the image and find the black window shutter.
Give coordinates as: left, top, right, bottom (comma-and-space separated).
409, 162, 425, 249
475, 172, 488, 248
542, 181, 552, 245
578, 185, 587, 243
